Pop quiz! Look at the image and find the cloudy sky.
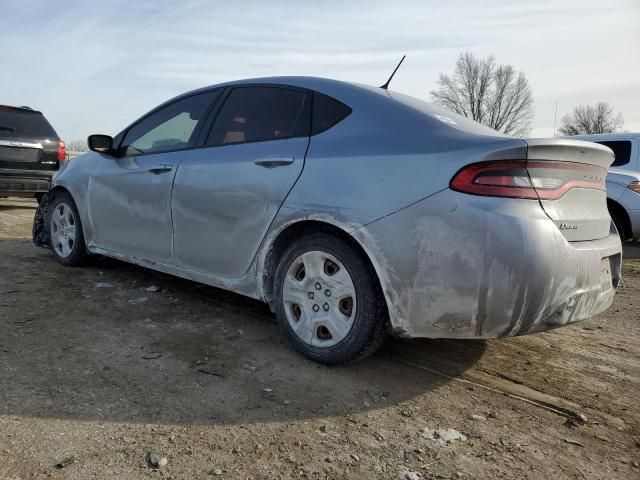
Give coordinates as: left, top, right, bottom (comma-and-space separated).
1, 0, 638, 142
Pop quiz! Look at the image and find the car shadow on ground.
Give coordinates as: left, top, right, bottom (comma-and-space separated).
0, 238, 486, 426
0, 205, 37, 211
0, 199, 38, 210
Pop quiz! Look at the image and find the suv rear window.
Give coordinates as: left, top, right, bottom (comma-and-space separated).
0, 109, 58, 140
597, 140, 632, 167
312, 92, 351, 135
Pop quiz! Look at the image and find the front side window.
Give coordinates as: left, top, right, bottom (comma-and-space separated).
597, 140, 632, 167
121, 91, 219, 156
207, 87, 309, 146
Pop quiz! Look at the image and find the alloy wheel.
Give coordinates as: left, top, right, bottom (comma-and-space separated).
50, 202, 76, 258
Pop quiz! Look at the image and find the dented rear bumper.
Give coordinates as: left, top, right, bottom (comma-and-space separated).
352, 189, 622, 339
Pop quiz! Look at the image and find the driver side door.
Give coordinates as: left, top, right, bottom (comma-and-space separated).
87, 90, 220, 264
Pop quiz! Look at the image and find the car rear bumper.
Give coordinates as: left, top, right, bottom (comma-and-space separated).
0, 168, 55, 195
352, 189, 622, 339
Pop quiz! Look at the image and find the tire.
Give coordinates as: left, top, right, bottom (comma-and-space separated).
48, 192, 89, 266
273, 233, 387, 365
35, 193, 44, 205
611, 214, 626, 241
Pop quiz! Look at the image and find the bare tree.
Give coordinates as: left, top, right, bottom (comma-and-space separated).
66, 140, 88, 152
557, 102, 624, 135
430, 53, 534, 137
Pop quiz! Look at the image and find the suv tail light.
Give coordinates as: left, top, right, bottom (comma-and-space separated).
628, 180, 640, 194
450, 161, 606, 200
57, 140, 66, 161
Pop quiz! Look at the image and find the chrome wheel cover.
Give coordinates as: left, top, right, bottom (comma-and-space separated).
283, 250, 356, 348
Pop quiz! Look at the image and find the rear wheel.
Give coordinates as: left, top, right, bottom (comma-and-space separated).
48, 192, 89, 266
273, 233, 386, 365
611, 213, 627, 241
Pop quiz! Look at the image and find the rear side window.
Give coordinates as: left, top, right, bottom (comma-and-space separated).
207, 87, 309, 146
312, 92, 351, 135
0, 109, 58, 139
121, 91, 219, 156
597, 140, 632, 167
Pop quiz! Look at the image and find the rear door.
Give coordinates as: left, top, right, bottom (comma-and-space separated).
0, 107, 60, 171
525, 139, 614, 241
171, 85, 311, 277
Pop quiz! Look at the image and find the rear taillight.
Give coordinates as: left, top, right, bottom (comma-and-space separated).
57, 140, 66, 161
450, 161, 607, 200
628, 181, 640, 194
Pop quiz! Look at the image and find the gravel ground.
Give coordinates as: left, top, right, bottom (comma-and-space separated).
1, 198, 639, 480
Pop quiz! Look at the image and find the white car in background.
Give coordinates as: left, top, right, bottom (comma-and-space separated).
571, 133, 640, 241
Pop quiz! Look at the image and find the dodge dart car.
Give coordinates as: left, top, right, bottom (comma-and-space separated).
33, 77, 622, 365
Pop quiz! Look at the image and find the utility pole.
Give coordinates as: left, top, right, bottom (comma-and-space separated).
553, 99, 558, 136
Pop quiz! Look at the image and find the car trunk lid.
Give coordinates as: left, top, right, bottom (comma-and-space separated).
525, 138, 613, 241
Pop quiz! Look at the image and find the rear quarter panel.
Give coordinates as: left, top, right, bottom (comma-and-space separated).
281, 86, 527, 229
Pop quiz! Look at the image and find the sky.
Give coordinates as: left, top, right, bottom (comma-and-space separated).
1, 0, 639, 142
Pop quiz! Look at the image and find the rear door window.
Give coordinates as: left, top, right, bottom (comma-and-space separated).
0, 109, 58, 139
311, 92, 351, 135
207, 86, 309, 146
597, 140, 632, 167
120, 91, 219, 156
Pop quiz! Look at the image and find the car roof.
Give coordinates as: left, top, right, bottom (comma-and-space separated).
186, 75, 377, 94
570, 132, 640, 140
164, 76, 392, 110
159, 76, 506, 139
0, 104, 42, 114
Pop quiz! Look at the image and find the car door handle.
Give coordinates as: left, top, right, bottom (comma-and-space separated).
148, 164, 173, 174
254, 156, 295, 168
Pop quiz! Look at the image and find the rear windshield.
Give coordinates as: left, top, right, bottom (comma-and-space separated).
0, 109, 58, 139
387, 90, 508, 138
596, 140, 632, 167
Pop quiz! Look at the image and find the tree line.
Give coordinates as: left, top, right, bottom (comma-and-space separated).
66, 56, 626, 147
430, 52, 624, 137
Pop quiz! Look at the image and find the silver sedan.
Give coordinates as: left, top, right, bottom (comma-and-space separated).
33, 77, 622, 364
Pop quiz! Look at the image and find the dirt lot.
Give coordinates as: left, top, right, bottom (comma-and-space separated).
0, 197, 639, 480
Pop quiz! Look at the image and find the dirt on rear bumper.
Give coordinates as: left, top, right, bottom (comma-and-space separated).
352, 189, 622, 339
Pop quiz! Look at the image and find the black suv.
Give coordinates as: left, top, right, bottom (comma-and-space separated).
0, 105, 65, 202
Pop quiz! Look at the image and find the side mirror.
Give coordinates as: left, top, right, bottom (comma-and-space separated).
88, 134, 114, 154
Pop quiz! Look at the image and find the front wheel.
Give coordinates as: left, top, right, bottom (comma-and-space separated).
48, 192, 89, 266
273, 233, 387, 365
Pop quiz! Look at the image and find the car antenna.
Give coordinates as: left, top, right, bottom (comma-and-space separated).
380, 55, 406, 90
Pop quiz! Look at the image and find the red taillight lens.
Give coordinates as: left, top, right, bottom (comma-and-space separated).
629, 181, 640, 194
450, 161, 606, 200
57, 140, 66, 161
